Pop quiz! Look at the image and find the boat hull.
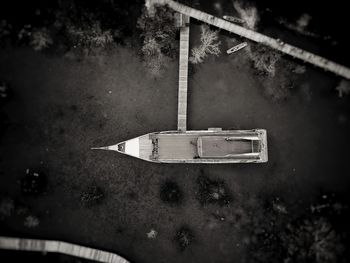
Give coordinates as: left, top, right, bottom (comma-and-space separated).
98, 129, 268, 164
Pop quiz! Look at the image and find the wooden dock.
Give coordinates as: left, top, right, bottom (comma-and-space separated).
0, 236, 129, 263
177, 14, 190, 131
153, 0, 350, 80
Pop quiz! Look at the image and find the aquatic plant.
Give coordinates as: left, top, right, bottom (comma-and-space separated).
283, 217, 344, 263
189, 24, 221, 64
137, 5, 177, 76
24, 215, 40, 228
196, 175, 231, 206
174, 226, 194, 251
21, 169, 47, 196
30, 27, 53, 51
0, 198, 15, 219
160, 180, 183, 205
246, 44, 281, 76
335, 80, 350, 98
80, 185, 104, 207
232, 1, 259, 30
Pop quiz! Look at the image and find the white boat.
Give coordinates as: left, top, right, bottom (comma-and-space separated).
93, 128, 268, 164
226, 42, 248, 54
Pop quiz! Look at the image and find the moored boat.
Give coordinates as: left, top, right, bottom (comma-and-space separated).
93, 128, 268, 163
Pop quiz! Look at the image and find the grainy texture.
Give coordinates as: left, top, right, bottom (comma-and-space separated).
152, 0, 350, 79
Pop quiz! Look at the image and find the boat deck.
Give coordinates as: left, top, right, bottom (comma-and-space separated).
139, 135, 153, 160
157, 134, 198, 160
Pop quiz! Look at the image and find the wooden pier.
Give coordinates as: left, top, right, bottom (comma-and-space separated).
0, 236, 129, 263
152, 0, 350, 80
177, 14, 190, 131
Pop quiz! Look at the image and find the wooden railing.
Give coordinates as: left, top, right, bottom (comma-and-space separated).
0, 236, 129, 263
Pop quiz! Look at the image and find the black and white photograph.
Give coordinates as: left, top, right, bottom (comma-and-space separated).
0, 0, 349, 262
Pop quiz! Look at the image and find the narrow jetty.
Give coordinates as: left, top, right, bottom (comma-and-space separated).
0, 236, 129, 263
177, 14, 190, 131
152, 0, 350, 80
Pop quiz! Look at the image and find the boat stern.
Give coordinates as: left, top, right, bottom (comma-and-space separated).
257, 129, 268, 162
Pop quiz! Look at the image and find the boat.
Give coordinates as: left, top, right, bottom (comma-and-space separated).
226, 42, 248, 54
222, 15, 245, 24
93, 128, 268, 163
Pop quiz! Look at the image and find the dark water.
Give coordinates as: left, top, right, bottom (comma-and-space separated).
1, 1, 350, 263
195, 0, 350, 67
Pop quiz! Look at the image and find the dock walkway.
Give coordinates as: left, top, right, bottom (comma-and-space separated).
177, 14, 190, 131
152, 0, 350, 80
0, 236, 129, 263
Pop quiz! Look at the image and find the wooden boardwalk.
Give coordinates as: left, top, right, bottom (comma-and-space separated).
153, 0, 350, 80
0, 236, 129, 263
177, 14, 190, 131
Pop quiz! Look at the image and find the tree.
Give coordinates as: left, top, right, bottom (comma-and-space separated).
283, 217, 344, 263
66, 21, 114, 57
30, 28, 53, 51
189, 24, 221, 64
233, 1, 260, 30
246, 44, 281, 76
137, 5, 178, 76
141, 36, 167, 76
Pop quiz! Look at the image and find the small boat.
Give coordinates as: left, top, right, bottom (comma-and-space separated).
223, 15, 245, 24
226, 42, 248, 54
93, 128, 268, 163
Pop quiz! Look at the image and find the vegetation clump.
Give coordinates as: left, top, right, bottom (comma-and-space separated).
0, 197, 15, 219
282, 217, 344, 263
29, 27, 53, 51
174, 226, 194, 251
24, 215, 40, 228
137, 5, 178, 76
335, 80, 350, 98
246, 44, 281, 76
0, 0, 143, 56
160, 180, 183, 205
0, 81, 12, 104
21, 169, 47, 196
64, 20, 114, 57
189, 24, 221, 64
80, 185, 104, 207
246, 194, 347, 263
196, 175, 231, 206
232, 1, 259, 30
